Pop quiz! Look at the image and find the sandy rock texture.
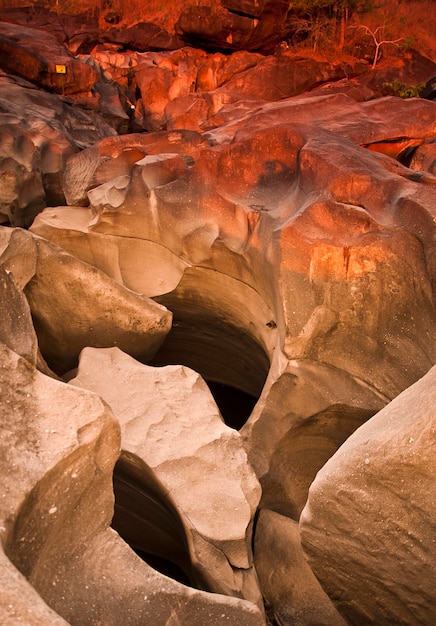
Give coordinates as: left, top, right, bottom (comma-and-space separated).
0, 226, 172, 375
69, 346, 262, 606
254, 509, 347, 625
1, 13, 436, 626
32, 90, 436, 519
0, 342, 265, 626
300, 366, 436, 625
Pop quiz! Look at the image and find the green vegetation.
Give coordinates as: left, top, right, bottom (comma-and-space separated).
383, 80, 426, 98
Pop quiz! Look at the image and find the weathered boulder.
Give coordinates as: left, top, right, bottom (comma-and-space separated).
0, 226, 54, 377
0, 226, 172, 375
86, 47, 366, 133
69, 346, 263, 606
0, 341, 120, 625
101, 21, 181, 52
176, 0, 292, 54
409, 137, 436, 175
0, 6, 100, 54
61, 129, 209, 206
300, 366, 436, 625
1, 342, 265, 625
0, 263, 37, 367
254, 509, 346, 625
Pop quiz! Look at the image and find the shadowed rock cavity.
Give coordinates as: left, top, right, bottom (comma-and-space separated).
111, 453, 199, 588
150, 267, 273, 430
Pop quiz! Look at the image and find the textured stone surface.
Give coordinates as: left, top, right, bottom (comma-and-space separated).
31, 89, 436, 523
0, 342, 120, 624
1, 17, 436, 625
0, 21, 98, 95
0, 343, 265, 625
300, 366, 436, 625
254, 509, 346, 625
69, 346, 262, 606
0, 72, 116, 226
23, 236, 172, 375
0, 226, 172, 375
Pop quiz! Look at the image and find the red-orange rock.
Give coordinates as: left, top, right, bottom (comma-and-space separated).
0, 21, 98, 95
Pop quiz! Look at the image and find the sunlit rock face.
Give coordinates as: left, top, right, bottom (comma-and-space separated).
176, 0, 292, 53
300, 366, 436, 625
32, 94, 436, 524
1, 16, 436, 626
0, 21, 98, 95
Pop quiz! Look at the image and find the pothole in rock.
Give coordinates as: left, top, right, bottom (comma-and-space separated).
150, 268, 275, 430
111, 453, 206, 590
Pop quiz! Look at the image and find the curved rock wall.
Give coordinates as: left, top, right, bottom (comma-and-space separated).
1, 16, 436, 626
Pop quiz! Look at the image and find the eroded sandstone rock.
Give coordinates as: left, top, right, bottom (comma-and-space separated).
31, 92, 436, 521
69, 346, 263, 606
300, 366, 436, 625
0, 21, 98, 96
0, 226, 172, 375
0, 343, 265, 625
254, 509, 346, 625
0, 341, 120, 624
0, 72, 116, 226
0, 264, 37, 366
23, 237, 172, 375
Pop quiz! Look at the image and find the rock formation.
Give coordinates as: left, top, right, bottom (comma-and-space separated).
69, 346, 262, 605
0, 343, 264, 626
0, 9, 435, 626
300, 366, 436, 625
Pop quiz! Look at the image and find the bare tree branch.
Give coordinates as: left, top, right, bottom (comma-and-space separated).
352, 24, 404, 68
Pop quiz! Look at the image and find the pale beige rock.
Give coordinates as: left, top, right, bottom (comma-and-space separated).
300, 366, 436, 625
0, 549, 70, 625
0, 226, 37, 289
69, 346, 263, 606
254, 509, 346, 626
0, 342, 120, 624
50, 527, 266, 626
0, 343, 265, 625
23, 235, 172, 374
243, 359, 386, 519
0, 264, 37, 366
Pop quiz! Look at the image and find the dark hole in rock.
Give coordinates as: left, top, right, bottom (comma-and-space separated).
150, 269, 273, 430
111, 453, 207, 590
132, 550, 192, 587
206, 381, 258, 430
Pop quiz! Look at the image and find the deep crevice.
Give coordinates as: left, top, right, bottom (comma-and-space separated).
150, 270, 273, 430
206, 380, 258, 430
111, 453, 207, 590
